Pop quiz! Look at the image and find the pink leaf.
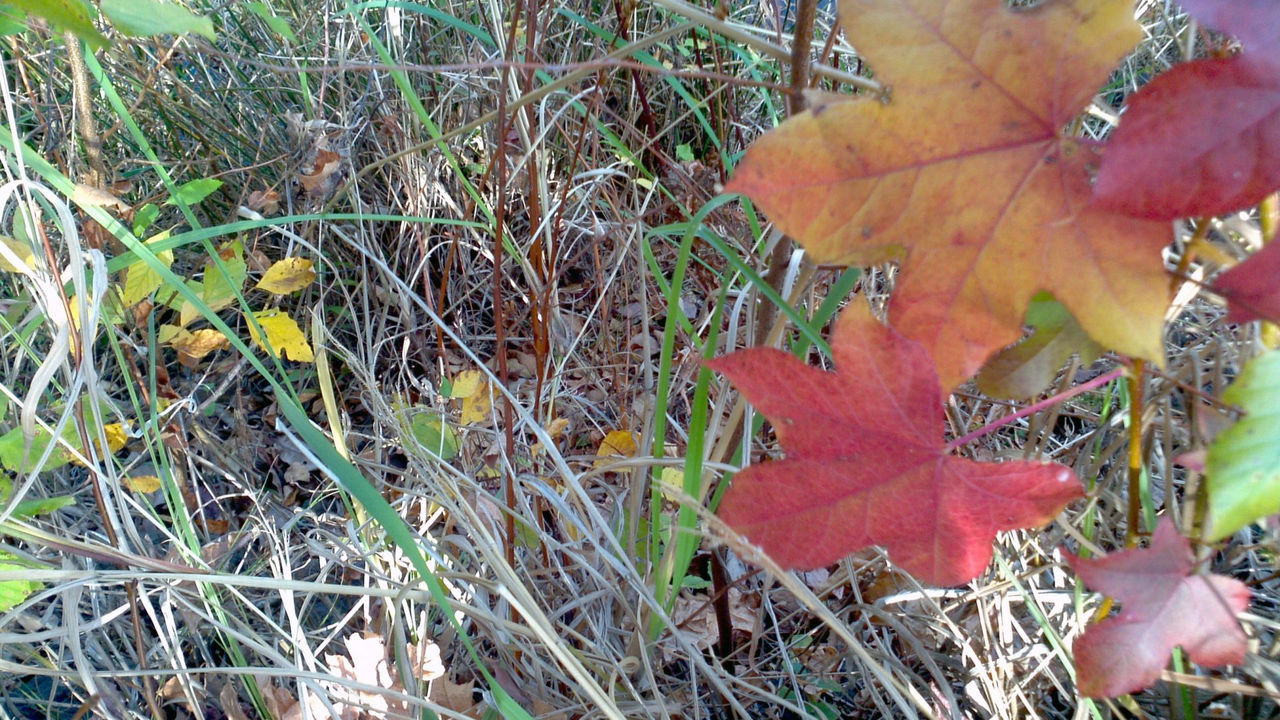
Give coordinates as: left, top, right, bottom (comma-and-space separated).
708, 303, 1082, 587
1066, 518, 1251, 698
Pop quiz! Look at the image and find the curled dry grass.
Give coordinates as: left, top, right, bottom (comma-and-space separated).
0, 0, 1275, 718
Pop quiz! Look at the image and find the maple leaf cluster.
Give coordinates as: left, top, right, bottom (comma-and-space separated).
713, 0, 1272, 700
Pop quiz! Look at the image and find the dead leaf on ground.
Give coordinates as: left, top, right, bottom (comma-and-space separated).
256, 257, 316, 294
451, 370, 492, 425
72, 183, 130, 212
124, 475, 162, 493
593, 430, 638, 469
297, 148, 343, 197
670, 588, 757, 650
246, 188, 281, 215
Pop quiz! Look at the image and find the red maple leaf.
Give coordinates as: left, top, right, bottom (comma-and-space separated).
1093, 0, 1280, 219
708, 303, 1082, 587
726, 0, 1172, 391
1066, 518, 1251, 698
1216, 240, 1280, 324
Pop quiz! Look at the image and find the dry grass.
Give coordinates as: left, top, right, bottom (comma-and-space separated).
0, 0, 1275, 718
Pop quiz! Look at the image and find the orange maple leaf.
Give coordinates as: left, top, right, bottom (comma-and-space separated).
728, 0, 1171, 390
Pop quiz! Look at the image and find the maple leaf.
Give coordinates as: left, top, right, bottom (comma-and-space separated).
1216, 240, 1280, 324
1066, 518, 1251, 698
1093, 0, 1280, 220
727, 0, 1171, 391
709, 303, 1082, 586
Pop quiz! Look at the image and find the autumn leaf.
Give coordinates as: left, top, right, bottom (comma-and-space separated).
0, 235, 35, 274
594, 430, 638, 469
1066, 518, 1251, 698
727, 0, 1170, 391
166, 327, 231, 362
256, 257, 316, 294
246, 308, 314, 362
452, 370, 492, 425
1093, 59, 1280, 220
1215, 241, 1280, 324
1204, 349, 1280, 540
124, 475, 162, 493
708, 303, 1082, 586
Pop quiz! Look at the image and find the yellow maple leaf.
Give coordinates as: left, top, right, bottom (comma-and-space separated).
594, 430, 638, 469
167, 327, 231, 361
255, 257, 316, 294
245, 308, 314, 362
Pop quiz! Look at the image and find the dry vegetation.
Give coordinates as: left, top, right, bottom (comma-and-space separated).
0, 0, 1276, 718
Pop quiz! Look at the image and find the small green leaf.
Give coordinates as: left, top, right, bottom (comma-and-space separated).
7, 0, 106, 48
675, 143, 695, 163
245, 0, 293, 41
132, 202, 159, 236
164, 177, 222, 206
1206, 350, 1280, 540
0, 554, 41, 612
12, 495, 75, 518
409, 410, 459, 460
100, 0, 213, 39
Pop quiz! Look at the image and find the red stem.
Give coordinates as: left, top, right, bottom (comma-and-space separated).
943, 367, 1125, 453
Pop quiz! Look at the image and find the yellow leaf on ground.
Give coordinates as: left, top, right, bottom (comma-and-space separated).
255, 257, 316, 294
201, 239, 247, 312
167, 327, 231, 361
0, 236, 35, 273
594, 430, 638, 469
449, 370, 485, 398
71, 423, 130, 467
246, 308, 314, 362
659, 467, 684, 503
459, 381, 491, 425
124, 475, 162, 493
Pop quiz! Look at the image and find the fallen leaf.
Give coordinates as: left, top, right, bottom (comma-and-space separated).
246, 187, 281, 215
594, 430, 638, 469
1205, 349, 1280, 540
453, 371, 492, 425
1216, 241, 1280, 324
0, 236, 35, 273
1066, 518, 1251, 697
256, 257, 316, 294
0, 553, 41, 612
167, 327, 232, 362
409, 410, 460, 460
298, 148, 343, 197
72, 183, 129, 212
246, 308, 315, 362
124, 475, 162, 493
977, 294, 1103, 400
429, 676, 480, 717
726, 0, 1170, 390
708, 302, 1082, 586
449, 370, 486, 399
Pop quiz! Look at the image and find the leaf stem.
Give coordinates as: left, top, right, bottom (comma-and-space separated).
943, 367, 1124, 453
